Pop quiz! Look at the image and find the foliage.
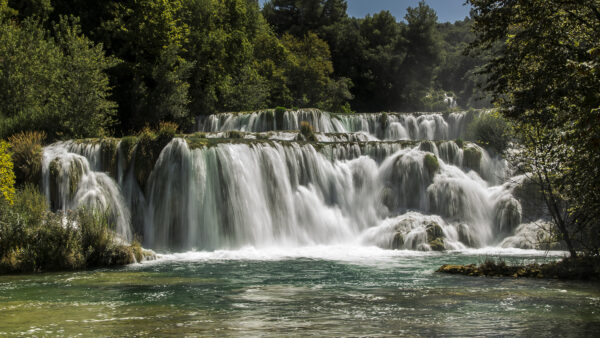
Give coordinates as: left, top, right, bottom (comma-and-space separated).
469, 0, 600, 256
0, 16, 117, 140
8, 131, 46, 186
131, 123, 177, 187
102, 0, 192, 131
436, 18, 492, 108
466, 111, 512, 154
423, 154, 440, 175
0, 185, 139, 273
2, 0, 493, 136
0, 141, 15, 204
300, 121, 317, 141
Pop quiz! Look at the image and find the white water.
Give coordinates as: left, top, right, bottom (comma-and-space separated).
199, 109, 473, 140
41, 110, 548, 253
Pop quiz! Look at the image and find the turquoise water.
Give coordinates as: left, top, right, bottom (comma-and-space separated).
1, 247, 599, 336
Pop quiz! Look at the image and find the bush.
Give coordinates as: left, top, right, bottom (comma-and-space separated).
0, 141, 15, 205
8, 131, 45, 186
300, 121, 317, 142
466, 112, 512, 154
0, 187, 139, 273
157, 121, 178, 142
275, 106, 287, 115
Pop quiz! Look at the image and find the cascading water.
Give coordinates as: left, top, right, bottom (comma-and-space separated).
42, 109, 545, 253
198, 109, 474, 140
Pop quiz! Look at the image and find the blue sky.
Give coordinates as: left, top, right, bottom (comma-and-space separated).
258, 0, 471, 23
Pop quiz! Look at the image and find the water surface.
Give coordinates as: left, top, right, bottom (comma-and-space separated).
1, 247, 598, 336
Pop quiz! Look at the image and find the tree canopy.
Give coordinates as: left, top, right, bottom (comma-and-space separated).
0, 0, 491, 139
469, 0, 600, 256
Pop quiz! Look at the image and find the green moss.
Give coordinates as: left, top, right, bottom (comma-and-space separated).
429, 237, 445, 251
99, 138, 119, 177
68, 160, 84, 199
425, 222, 445, 251
463, 146, 482, 172
131, 127, 174, 188
426, 222, 444, 241
419, 141, 436, 153
455, 138, 464, 148
227, 130, 244, 139
424, 154, 440, 175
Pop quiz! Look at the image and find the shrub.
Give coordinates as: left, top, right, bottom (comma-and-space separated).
8, 131, 46, 186
300, 121, 317, 142
0, 141, 15, 205
157, 121, 178, 142
133, 126, 170, 187
466, 112, 512, 154
455, 138, 464, 148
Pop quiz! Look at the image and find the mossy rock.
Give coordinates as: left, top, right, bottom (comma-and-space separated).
426, 222, 446, 251
455, 139, 464, 148
227, 131, 245, 139
419, 141, 436, 153
275, 107, 286, 129
426, 222, 444, 241
68, 160, 85, 199
132, 131, 173, 188
463, 146, 482, 172
119, 136, 138, 169
99, 139, 119, 177
392, 232, 404, 249
429, 237, 445, 251
424, 154, 440, 176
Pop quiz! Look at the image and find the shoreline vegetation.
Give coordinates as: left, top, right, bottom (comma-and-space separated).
438, 257, 600, 281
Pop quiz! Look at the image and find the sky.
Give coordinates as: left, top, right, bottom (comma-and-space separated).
258, 0, 472, 23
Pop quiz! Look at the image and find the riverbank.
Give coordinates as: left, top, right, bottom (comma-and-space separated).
437, 256, 600, 280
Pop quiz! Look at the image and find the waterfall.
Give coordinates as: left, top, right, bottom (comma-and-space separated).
198, 109, 474, 140
41, 109, 544, 252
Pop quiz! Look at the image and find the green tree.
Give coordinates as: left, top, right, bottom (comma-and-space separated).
184, 0, 268, 114
0, 15, 117, 140
469, 0, 600, 256
101, 0, 192, 131
399, 1, 442, 110
262, 0, 347, 37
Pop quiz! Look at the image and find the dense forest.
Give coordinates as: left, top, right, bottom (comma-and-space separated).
0, 0, 488, 140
